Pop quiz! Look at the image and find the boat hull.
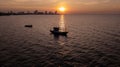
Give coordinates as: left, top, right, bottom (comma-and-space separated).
50, 30, 68, 35
25, 25, 32, 27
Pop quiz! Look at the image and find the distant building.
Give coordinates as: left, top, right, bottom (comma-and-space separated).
55, 11, 57, 14
34, 10, 38, 14
45, 11, 48, 14
38, 12, 44, 14
48, 11, 54, 15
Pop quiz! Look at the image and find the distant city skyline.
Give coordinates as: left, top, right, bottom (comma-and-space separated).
0, 10, 59, 16
0, 0, 120, 14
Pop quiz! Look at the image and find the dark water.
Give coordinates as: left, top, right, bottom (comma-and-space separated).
0, 15, 120, 67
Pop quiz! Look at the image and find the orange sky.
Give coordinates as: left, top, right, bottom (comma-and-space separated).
0, 0, 120, 14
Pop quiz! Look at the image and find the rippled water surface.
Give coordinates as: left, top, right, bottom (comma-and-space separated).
0, 15, 120, 67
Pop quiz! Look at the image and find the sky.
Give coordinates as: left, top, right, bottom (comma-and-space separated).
0, 0, 120, 14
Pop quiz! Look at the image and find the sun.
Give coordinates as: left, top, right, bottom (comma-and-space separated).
59, 7, 66, 12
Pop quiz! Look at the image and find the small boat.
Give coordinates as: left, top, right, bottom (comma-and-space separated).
50, 27, 68, 35
25, 25, 32, 27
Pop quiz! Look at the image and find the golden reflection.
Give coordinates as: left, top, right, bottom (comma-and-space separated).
59, 15, 66, 32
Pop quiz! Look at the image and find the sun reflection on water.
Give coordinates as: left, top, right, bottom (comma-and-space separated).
59, 15, 66, 32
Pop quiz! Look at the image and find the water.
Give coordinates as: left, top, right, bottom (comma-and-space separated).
0, 15, 120, 67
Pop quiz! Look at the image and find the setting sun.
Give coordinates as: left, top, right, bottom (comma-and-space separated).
59, 7, 66, 12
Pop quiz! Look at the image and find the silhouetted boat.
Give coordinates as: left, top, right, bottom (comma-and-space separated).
50, 27, 68, 35
25, 25, 32, 27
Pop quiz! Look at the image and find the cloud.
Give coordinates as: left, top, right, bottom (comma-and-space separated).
0, 0, 113, 7
0, 0, 120, 14
66, 0, 111, 5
